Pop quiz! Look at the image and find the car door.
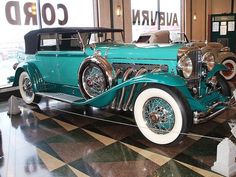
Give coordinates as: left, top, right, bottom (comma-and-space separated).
35, 33, 60, 84
55, 32, 89, 87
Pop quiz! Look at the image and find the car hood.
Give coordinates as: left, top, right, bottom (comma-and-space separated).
188, 42, 224, 53
86, 43, 184, 60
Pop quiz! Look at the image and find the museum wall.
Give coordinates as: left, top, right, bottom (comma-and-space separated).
98, 0, 235, 43
98, 0, 111, 28
97, 0, 132, 42
98, 0, 236, 43
235, 0, 236, 12
185, 0, 236, 42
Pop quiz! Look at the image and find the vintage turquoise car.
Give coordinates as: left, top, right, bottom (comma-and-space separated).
14, 27, 235, 145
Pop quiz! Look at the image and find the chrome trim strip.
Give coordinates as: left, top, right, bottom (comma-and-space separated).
193, 96, 236, 124
142, 67, 161, 89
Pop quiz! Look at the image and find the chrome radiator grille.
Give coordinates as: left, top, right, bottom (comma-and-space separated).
188, 50, 202, 80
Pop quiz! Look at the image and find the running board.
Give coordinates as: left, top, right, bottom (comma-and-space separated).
37, 92, 85, 103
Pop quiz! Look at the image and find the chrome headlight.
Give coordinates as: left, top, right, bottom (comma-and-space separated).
178, 55, 193, 78
202, 52, 215, 71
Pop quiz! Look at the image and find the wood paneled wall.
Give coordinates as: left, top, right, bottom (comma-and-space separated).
97, 0, 132, 42
97, 0, 235, 42
185, 0, 235, 42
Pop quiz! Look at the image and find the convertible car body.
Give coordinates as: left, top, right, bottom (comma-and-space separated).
14, 27, 235, 145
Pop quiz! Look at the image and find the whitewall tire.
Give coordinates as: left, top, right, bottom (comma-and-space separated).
19, 71, 40, 104
134, 85, 191, 145
220, 58, 236, 80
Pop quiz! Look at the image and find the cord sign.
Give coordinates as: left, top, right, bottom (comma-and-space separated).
5, 1, 68, 26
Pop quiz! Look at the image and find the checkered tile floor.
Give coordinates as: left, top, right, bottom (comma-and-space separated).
0, 94, 236, 177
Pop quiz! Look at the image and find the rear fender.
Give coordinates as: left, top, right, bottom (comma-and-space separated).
13, 63, 44, 92
217, 52, 236, 63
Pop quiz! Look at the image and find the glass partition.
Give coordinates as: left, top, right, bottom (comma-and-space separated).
131, 0, 181, 41
0, 0, 94, 89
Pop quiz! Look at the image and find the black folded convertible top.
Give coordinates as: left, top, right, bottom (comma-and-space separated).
24, 27, 123, 54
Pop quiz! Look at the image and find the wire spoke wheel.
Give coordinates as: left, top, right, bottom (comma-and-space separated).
143, 97, 175, 134
134, 85, 191, 145
82, 65, 106, 98
78, 56, 114, 99
19, 71, 41, 104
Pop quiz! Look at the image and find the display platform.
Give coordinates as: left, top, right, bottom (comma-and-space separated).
0, 84, 236, 177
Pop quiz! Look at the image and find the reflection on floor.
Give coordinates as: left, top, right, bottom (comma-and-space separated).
0, 90, 236, 177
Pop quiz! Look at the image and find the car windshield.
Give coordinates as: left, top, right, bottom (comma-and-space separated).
136, 35, 151, 43
170, 32, 188, 43
88, 31, 124, 44
136, 31, 189, 44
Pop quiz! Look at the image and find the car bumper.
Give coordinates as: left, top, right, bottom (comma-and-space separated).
193, 90, 236, 124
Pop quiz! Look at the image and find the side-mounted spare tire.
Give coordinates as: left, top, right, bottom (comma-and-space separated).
220, 58, 236, 81
78, 56, 115, 99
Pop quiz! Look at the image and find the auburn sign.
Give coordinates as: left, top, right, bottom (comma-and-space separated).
132, 9, 179, 27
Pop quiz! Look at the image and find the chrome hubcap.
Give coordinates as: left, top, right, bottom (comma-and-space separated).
222, 63, 234, 77
23, 77, 33, 98
143, 97, 175, 134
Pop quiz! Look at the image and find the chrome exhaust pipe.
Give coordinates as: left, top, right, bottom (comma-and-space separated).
123, 68, 147, 111
110, 68, 122, 109
129, 67, 161, 111
116, 67, 134, 110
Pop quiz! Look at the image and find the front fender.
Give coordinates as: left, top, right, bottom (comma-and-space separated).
13, 62, 44, 92
123, 72, 186, 87
207, 63, 227, 78
217, 52, 236, 63
75, 72, 186, 107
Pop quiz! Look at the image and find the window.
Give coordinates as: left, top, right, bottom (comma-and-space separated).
39, 34, 57, 51
0, 0, 95, 89
131, 0, 181, 41
59, 33, 83, 51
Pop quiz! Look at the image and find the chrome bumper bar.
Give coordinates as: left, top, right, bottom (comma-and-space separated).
193, 95, 236, 124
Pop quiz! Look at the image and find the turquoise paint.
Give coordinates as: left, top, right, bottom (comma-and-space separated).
199, 81, 208, 97
175, 85, 207, 111
21, 43, 182, 89
94, 43, 183, 60
94, 44, 181, 74
72, 72, 186, 107
13, 42, 230, 114
207, 64, 227, 78
199, 91, 227, 107
176, 82, 229, 112
14, 62, 44, 92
